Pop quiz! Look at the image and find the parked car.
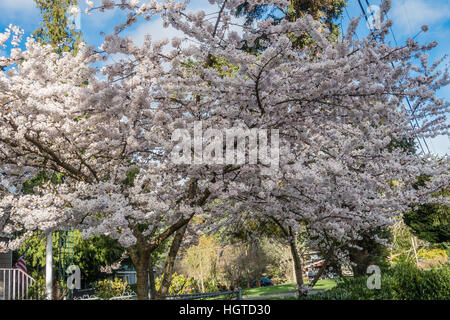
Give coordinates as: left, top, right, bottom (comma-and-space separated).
250, 277, 274, 288
260, 277, 273, 287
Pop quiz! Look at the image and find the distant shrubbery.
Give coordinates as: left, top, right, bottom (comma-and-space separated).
387, 262, 449, 300
417, 248, 448, 269
27, 276, 46, 300
94, 278, 132, 299
155, 272, 198, 295
301, 262, 450, 300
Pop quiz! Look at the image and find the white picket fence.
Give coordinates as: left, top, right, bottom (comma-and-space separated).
0, 268, 36, 300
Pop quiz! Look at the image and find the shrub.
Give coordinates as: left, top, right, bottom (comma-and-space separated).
389, 262, 450, 299
94, 278, 132, 299
203, 278, 223, 292
417, 248, 448, 269
27, 276, 46, 300
301, 262, 450, 300
155, 272, 198, 295
301, 275, 393, 300
417, 248, 447, 260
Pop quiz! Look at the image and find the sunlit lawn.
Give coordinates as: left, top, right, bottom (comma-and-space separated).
242, 279, 336, 298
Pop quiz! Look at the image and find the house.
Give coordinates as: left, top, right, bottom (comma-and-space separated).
0, 251, 13, 300
0, 251, 12, 268
0, 251, 36, 300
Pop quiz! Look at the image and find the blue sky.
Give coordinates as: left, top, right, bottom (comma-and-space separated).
0, 0, 449, 155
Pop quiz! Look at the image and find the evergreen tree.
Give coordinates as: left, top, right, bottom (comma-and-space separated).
32, 0, 82, 54
236, 0, 346, 50
404, 178, 449, 244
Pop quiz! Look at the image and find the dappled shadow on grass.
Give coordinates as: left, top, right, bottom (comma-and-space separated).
243, 283, 297, 297
243, 279, 336, 298
308, 279, 337, 290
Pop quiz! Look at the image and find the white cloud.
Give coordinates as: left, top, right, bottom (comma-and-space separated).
128, 19, 185, 47
427, 135, 450, 156
127, 3, 246, 47
82, 6, 119, 30
390, 0, 450, 35
0, 0, 39, 28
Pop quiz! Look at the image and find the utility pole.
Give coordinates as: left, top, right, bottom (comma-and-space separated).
46, 233, 53, 300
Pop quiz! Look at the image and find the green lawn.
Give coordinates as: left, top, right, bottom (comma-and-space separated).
242, 279, 336, 298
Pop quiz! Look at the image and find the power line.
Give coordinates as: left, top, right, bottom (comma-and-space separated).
359, 0, 430, 154
344, 6, 359, 40
377, 1, 430, 154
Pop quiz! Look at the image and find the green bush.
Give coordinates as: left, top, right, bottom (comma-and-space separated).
155, 273, 198, 295
27, 276, 71, 300
301, 262, 449, 300
417, 248, 448, 260
94, 278, 132, 299
389, 262, 450, 300
203, 278, 223, 292
28, 276, 46, 300
301, 275, 393, 300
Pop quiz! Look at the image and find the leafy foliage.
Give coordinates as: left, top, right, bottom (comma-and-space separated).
94, 278, 132, 299
17, 231, 125, 286
155, 272, 198, 295
32, 0, 82, 54
236, 0, 346, 49
22, 171, 64, 194
388, 262, 450, 300
417, 248, 448, 260
27, 276, 46, 300
404, 201, 449, 244
302, 262, 450, 300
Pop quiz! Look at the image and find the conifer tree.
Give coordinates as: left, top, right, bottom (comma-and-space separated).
32, 0, 82, 54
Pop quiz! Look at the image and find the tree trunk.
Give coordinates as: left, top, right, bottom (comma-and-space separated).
309, 261, 328, 289
135, 260, 150, 300
292, 258, 297, 283
288, 233, 304, 296
148, 255, 157, 300
131, 180, 209, 300
129, 244, 150, 300
348, 247, 371, 276
328, 260, 342, 277
158, 223, 188, 298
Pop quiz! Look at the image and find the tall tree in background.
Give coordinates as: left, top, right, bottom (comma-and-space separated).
404, 176, 449, 244
236, 0, 346, 49
32, 0, 82, 54
16, 231, 125, 287
236, 0, 345, 27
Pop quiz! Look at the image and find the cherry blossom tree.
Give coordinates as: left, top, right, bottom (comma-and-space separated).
0, 26, 212, 299
0, 0, 448, 300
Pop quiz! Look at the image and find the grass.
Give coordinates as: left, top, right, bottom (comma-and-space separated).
309, 278, 336, 291
242, 279, 336, 298
243, 282, 297, 297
